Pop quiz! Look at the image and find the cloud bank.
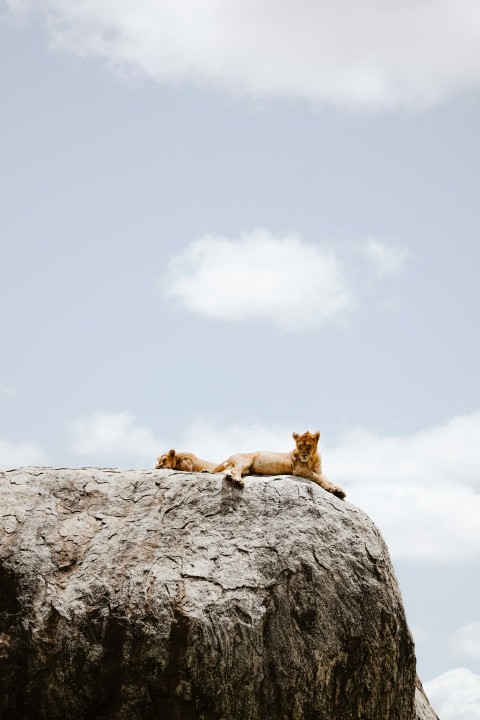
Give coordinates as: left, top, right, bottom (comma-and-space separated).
68, 411, 162, 467
5, 0, 480, 109
0, 436, 47, 470
425, 668, 480, 720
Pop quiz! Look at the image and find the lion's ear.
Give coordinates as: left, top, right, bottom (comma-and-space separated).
292, 432, 299, 441
168, 449, 176, 458
314, 431, 320, 442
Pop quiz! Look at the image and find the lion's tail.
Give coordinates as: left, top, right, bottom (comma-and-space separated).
212, 461, 229, 473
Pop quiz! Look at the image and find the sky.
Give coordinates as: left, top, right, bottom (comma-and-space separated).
1, 2, 480, 716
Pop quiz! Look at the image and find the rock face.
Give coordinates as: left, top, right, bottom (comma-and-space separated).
415, 678, 440, 720
0, 467, 437, 720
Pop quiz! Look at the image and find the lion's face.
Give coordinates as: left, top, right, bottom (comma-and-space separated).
155, 449, 176, 469
293, 431, 320, 462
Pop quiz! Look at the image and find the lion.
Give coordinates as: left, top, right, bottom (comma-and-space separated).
155, 449, 217, 473
212, 431, 346, 499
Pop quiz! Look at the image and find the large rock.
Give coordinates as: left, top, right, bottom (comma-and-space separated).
0, 467, 437, 719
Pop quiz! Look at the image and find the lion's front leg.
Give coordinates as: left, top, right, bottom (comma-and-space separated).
224, 466, 246, 486
313, 473, 346, 499
229, 476, 244, 487
222, 457, 252, 487
294, 467, 346, 499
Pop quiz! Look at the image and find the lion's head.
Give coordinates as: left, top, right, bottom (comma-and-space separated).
155, 449, 177, 469
292, 431, 320, 463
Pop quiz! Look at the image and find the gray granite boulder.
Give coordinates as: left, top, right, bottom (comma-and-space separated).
0, 467, 437, 719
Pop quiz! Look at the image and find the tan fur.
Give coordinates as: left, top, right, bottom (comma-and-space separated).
155, 449, 217, 473
213, 431, 346, 499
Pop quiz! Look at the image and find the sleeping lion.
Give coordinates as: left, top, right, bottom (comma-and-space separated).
155, 449, 217, 473
213, 431, 346, 499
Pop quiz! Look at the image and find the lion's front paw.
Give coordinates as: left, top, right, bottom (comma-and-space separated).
225, 471, 244, 487
333, 486, 346, 499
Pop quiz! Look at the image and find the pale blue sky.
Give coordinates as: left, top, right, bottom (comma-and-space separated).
1, 3, 480, 714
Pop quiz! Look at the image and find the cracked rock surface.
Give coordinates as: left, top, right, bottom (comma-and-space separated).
0, 467, 436, 719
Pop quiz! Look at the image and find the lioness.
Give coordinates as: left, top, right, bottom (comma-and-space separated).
212, 431, 346, 499
155, 449, 217, 473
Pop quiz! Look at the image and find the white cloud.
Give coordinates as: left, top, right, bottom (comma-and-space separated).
363, 238, 409, 277
327, 413, 480, 490
68, 410, 162, 467
425, 668, 480, 720
452, 623, 480, 661
162, 230, 352, 331
6, 0, 480, 109
0, 437, 47, 470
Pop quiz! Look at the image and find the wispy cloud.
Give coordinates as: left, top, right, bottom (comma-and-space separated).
362, 238, 410, 278
161, 230, 352, 331
0, 386, 16, 397
0, 437, 47, 470
68, 410, 163, 467
6, 1, 480, 109
451, 623, 480, 661
425, 668, 480, 720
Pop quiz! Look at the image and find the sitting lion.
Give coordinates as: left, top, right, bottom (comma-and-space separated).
155, 449, 217, 473
212, 431, 346, 499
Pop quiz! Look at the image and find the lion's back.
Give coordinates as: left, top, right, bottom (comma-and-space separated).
250, 451, 292, 475
176, 452, 217, 472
